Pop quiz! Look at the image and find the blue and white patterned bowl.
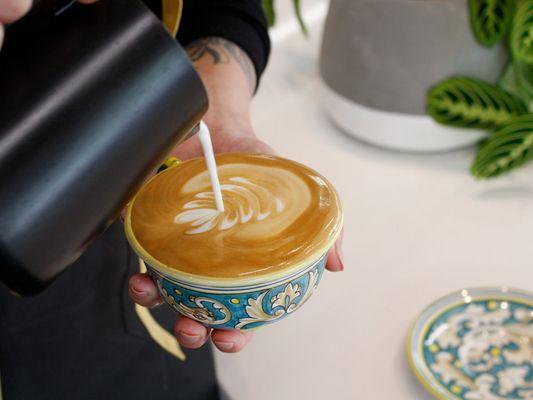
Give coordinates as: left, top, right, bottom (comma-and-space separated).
125, 232, 339, 330
407, 287, 533, 400
124, 156, 343, 330
140, 254, 329, 330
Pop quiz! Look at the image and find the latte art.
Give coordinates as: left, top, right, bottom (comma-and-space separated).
130, 154, 342, 278
174, 177, 285, 234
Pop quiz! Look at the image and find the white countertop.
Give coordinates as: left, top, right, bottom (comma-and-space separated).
215, 4, 533, 399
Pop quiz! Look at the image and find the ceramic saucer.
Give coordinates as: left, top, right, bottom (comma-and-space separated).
407, 287, 532, 400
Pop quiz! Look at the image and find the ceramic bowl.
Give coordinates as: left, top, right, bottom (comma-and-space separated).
124, 158, 343, 330
136, 254, 330, 330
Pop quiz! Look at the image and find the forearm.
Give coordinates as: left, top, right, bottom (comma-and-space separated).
186, 37, 257, 144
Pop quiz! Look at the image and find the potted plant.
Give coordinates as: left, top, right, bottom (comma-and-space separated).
319, 0, 508, 152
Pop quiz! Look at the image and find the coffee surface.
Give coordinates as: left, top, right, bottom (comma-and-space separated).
130, 154, 341, 278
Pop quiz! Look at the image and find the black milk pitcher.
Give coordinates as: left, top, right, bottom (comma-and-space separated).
0, 0, 208, 295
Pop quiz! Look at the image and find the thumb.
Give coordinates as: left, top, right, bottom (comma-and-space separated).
225, 136, 277, 156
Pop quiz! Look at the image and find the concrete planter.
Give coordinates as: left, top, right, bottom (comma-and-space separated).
320, 0, 507, 152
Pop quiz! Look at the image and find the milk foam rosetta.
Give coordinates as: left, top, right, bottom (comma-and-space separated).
173, 176, 288, 234
130, 154, 342, 278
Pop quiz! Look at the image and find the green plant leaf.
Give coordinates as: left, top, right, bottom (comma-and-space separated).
427, 77, 528, 129
292, 0, 308, 37
510, 0, 533, 63
499, 61, 533, 110
469, 0, 514, 46
262, 0, 276, 27
471, 114, 533, 178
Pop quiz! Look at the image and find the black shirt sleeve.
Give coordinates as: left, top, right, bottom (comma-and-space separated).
143, 0, 271, 85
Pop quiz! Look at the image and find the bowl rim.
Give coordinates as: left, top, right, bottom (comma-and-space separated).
145, 255, 328, 292
124, 153, 343, 288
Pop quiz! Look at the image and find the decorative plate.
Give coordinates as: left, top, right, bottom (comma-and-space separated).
407, 287, 533, 400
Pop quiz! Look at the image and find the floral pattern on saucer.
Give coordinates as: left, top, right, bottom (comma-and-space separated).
408, 288, 533, 400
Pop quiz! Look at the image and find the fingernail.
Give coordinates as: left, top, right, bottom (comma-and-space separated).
130, 275, 144, 290
177, 332, 201, 347
130, 286, 146, 296
215, 341, 234, 352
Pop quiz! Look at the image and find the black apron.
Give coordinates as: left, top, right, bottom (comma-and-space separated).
0, 221, 221, 400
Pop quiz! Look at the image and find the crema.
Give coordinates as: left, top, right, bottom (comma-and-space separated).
130, 154, 342, 278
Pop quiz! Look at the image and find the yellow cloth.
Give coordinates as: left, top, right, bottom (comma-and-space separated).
161, 0, 183, 36
133, 2, 185, 362
135, 259, 186, 361
131, 1, 186, 363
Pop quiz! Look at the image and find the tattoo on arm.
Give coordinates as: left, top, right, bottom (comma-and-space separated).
186, 37, 256, 92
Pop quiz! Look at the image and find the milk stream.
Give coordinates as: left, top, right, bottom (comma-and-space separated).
198, 121, 225, 212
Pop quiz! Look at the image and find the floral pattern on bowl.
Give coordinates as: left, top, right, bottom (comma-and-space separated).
144, 254, 327, 330
408, 287, 533, 400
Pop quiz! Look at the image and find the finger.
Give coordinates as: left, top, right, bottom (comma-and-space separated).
211, 329, 253, 353
174, 317, 209, 349
227, 136, 276, 156
0, 0, 32, 24
169, 135, 202, 161
325, 229, 344, 272
128, 273, 163, 308
243, 139, 276, 156
0, 24, 4, 49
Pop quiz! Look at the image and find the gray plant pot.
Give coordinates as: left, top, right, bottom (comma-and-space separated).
320, 0, 507, 152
